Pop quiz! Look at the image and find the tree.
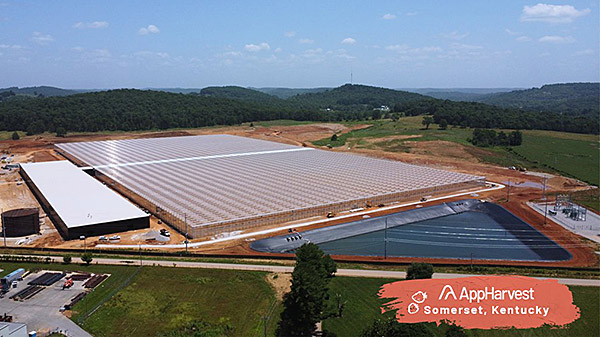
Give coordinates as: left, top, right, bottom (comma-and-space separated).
406, 263, 434, 280
331, 134, 338, 141
445, 323, 467, 337
56, 127, 67, 137
62, 255, 72, 264
439, 119, 448, 130
508, 130, 522, 146
26, 120, 45, 135
371, 109, 382, 120
277, 243, 337, 337
361, 318, 434, 337
81, 252, 93, 265
422, 116, 434, 129
11, 132, 19, 140
496, 131, 509, 146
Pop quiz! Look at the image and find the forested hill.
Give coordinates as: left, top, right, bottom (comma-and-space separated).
288, 84, 427, 110
197, 86, 280, 103
0, 86, 80, 97
0, 85, 597, 135
253, 87, 330, 99
0, 89, 322, 134
475, 83, 599, 117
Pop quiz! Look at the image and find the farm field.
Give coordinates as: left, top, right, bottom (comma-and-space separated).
81, 267, 280, 337
0, 261, 280, 337
323, 276, 600, 337
313, 117, 599, 186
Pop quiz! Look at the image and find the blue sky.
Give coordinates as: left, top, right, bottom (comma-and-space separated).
0, 1, 598, 89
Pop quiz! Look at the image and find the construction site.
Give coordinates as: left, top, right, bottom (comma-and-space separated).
0, 124, 597, 268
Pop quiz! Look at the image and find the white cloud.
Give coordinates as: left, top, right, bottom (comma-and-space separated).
521, 4, 590, 23
244, 42, 270, 52
405, 12, 417, 16
284, 31, 296, 37
72, 46, 84, 52
516, 36, 532, 42
538, 35, 575, 43
450, 43, 483, 50
386, 44, 442, 54
440, 31, 468, 40
299, 38, 314, 44
505, 28, 521, 36
31, 32, 54, 45
274, 47, 282, 53
135, 51, 169, 58
139, 24, 160, 35
382, 13, 396, 20
73, 21, 109, 29
0, 44, 23, 49
573, 49, 593, 56
341, 37, 356, 45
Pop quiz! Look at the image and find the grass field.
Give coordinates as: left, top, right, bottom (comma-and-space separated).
0, 262, 280, 337
0, 131, 25, 141
323, 277, 599, 337
313, 117, 600, 186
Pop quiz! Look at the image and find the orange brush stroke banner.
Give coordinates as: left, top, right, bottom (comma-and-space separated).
379, 275, 580, 329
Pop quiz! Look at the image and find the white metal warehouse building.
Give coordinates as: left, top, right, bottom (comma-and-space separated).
20, 160, 149, 239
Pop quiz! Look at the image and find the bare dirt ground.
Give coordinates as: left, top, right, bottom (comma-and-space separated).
0, 123, 596, 267
266, 273, 292, 301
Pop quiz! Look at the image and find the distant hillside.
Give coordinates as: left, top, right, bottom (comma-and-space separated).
288, 84, 426, 110
403, 88, 519, 101
254, 87, 330, 99
0, 86, 79, 97
198, 86, 280, 103
0, 84, 597, 135
475, 83, 599, 117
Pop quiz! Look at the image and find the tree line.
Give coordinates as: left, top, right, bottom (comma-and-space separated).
0, 86, 597, 135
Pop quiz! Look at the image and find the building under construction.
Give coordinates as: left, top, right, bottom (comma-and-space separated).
55, 135, 485, 238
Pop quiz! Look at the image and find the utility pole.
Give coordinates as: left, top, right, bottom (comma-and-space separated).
184, 213, 189, 253
262, 315, 267, 337
506, 181, 511, 202
470, 253, 474, 271
543, 177, 548, 225
1, 208, 6, 248
384, 217, 388, 259
139, 242, 142, 267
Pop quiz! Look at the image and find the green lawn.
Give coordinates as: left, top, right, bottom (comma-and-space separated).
0, 131, 25, 141
0, 262, 280, 337
323, 277, 600, 337
509, 132, 599, 186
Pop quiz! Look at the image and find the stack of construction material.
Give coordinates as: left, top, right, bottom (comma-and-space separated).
64, 292, 87, 310
69, 273, 91, 281
83, 274, 107, 289
28, 272, 66, 286
9, 285, 44, 301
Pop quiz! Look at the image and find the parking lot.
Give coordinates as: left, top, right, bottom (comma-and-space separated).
0, 270, 99, 337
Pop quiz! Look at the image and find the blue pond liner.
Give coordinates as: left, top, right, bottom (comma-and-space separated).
250, 200, 571, 261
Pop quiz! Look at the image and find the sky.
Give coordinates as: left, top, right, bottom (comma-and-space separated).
0, 1, 598, 89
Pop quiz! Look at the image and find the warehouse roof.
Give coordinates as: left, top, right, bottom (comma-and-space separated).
56, 135, 485, 229
20, 161, 148, 228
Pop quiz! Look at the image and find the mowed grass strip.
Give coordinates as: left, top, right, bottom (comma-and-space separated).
81, 266, 279, 337
323, 277, 600, 337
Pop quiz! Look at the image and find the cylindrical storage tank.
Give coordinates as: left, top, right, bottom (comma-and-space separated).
1, 208, 40, 237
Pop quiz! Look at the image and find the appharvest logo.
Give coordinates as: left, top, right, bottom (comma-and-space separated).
378, 275, 580, 329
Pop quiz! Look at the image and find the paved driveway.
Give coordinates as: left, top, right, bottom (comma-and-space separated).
0, 271, 92, 337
